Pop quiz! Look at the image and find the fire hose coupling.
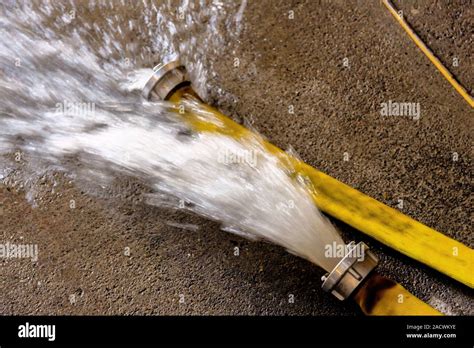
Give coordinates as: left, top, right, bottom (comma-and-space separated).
142, 60, 190, 101
321, 241, 378, 301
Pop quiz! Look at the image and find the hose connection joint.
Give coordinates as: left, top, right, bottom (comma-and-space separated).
142, 60, 190, 101
321, 241, 378, 301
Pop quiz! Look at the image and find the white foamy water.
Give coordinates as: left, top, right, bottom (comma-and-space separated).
0, 0, 344, 272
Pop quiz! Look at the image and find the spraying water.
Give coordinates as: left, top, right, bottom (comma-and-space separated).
0, 1, 344, 272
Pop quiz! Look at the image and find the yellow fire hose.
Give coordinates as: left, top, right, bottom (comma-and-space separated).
353, 272, 441, 315
142, 61, 471, 315
169, 88, 449, 315
382, 0, 474, 108
167, 87, 473, 289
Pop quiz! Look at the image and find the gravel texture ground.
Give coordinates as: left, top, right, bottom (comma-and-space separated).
0, 0, 472, 315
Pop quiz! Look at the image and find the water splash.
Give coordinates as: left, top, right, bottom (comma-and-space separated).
0, 0, 344, 272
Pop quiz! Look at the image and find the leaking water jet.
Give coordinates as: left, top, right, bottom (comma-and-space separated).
141, 60, 443, 315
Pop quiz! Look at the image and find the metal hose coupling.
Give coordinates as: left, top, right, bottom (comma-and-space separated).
321, 241, 378, 301
142, 60, 190, 101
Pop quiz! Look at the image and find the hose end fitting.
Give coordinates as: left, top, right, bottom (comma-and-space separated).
321, 241, 378, 301
142, 60, 190, 101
